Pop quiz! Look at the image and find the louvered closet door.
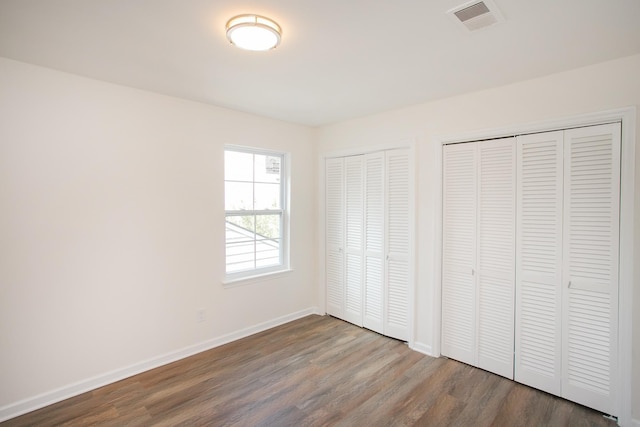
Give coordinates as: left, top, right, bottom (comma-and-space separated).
476, 139, 515, 379
515, 131, 564, 395
442, 143, 477, 365
384, 148, 411, 341
344, 156, 364, 326
363, 152, 385, 334
325, 158, 345, 318
562, 123, 620, 415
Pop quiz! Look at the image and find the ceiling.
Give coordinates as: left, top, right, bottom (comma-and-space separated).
1, 1, 639, 127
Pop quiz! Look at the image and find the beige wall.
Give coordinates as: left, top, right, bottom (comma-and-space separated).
316, 53, 640, 423
0, 58, 317, 415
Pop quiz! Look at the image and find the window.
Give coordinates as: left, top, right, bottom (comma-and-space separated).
224, 147, 288, 280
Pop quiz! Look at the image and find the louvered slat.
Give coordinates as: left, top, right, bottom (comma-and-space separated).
442, 143, 476, 365
477, 139, 515, 379
562, 123, 620, 415
387, 153, 410, 255
515, 131, 563, 395
387, 259, 409, 326
325, 158, 344, 318
345, 254, 362, 319
326, 252, 343, 308
363, 152, 385, 333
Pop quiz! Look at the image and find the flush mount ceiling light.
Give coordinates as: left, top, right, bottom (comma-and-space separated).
226, 14, 281, 51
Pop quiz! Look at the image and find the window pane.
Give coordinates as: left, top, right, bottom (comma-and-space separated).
256, 239, 280, 268
225, 151, 253, 182
255, 214, 281, 239
254, 183, 281, 210
226, 215, 255, 273
256, 214, 281, 268
225, 182, 253, 210
255, 154, 281, 184
226, 214, 255, 231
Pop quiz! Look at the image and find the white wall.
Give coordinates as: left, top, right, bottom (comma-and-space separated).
0, 57, 317, 418
2, 50, 639, 423
316, 53, 640, 423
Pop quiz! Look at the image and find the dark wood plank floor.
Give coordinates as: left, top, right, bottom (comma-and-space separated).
2, 315, 616, 427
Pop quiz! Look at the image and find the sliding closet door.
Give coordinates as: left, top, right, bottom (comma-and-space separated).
442, 143, 477, 366
325, 158, 345, 318
476, 139, 515, 379
562, 123, 620, 415
344, 156, 364, 325
385, 148, 411, 341
515, 131, 564, 395
363, 152, 385, 334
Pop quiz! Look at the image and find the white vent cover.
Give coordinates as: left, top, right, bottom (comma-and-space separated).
447, 0, 505, 31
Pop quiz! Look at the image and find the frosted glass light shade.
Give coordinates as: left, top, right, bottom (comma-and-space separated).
226, 15, 281, 51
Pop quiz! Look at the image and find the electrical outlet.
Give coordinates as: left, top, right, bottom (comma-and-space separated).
196, 309, 206, 323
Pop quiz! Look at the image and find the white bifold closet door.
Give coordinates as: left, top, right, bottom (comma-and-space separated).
343, 156, 364, 326
362, 148, 411, 341
325, 157, 345, 319
384, 149, 411, 341
326, 155, 364, 324
444, 123, 620, 415
363, 152, 385, 334
561, 124, 620, 415
515, 130, 564, 395
442, 142, 477, 366
515, 123, 620, 416
326, 149, 411, 342
442, 138, 516, 379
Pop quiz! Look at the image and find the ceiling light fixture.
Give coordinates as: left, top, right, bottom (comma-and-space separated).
226, 14, 281, 51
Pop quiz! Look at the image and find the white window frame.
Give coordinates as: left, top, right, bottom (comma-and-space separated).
224, 146, 290, 283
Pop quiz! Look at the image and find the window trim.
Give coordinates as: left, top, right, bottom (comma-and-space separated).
224, 146, 290, 282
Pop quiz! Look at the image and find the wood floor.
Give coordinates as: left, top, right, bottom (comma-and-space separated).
3, 315, 616, 427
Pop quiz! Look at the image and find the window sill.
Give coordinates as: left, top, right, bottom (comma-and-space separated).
223, 269, 293, 288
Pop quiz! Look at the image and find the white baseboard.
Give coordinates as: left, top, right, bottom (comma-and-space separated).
0, 307, 321, 423
630, 417, 640, 427
409, 341, 433, 356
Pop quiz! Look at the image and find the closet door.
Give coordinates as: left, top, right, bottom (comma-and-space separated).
344, 156, 364, 325
476, 139, 516, 379
363, 152, 385, 334
442, 143, 477, 366
515, 131, 564, 395
385, 148, 411, 341
326, 149, 413, 341
562, 123, 620, 415
325, 158, 345, 318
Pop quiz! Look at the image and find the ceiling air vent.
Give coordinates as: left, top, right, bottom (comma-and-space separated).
447, 0, 504, 32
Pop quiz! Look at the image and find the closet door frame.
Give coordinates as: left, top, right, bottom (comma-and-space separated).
321, 141, 416, 346
433, 107, 636, 424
